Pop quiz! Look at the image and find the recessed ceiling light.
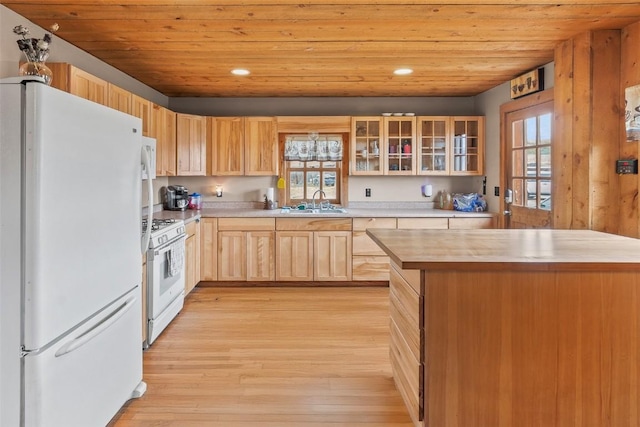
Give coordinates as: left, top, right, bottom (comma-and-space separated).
231, 69, 250, 76
394, 68, 413, 75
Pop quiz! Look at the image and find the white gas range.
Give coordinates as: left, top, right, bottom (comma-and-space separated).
142, 218, 186, 348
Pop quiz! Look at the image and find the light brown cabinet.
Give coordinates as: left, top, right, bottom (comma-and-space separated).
275, 218, 352, 281
217, 218, 276, 281
275, 231, 314, 281
209, 117, 244, 175
351, 117, 384, 175
208, 117, 278, 176
384, 116, 417, 175
131, 94, 154, 137
177, 113, 207, 176
107, 83, 132, 114
352, 217, 396, 281
449, 116, 484, 176
153, 104, 177, 176
416, 116, 449, 175
314, 231, 352, 281
68, 66, 109, 105
200, 218, 218, 281
184, 219, 201, 295
244, 117, 278, 176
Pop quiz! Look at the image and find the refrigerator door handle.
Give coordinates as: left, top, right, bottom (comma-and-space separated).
141, 145, 153, 254
54, 296, 136, 358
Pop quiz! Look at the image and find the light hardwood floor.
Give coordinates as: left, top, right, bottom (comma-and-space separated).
109, 286, 413, 427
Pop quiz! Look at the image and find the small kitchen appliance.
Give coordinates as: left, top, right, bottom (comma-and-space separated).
163, 185, 189, 211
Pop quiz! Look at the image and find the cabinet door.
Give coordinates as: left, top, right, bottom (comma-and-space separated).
69, 67, 108, 106
397, 218, 448, 229
384, 117, 416, 175
200, 218, 218, 281
247, 231, 275, 281
185, 234, 197, 294
351, 117, 383, 175
245, 117, 278, 176
152, 104, 177, 176
417, 116, 449, 175
314, 231, 352, 281
177, 113, 207, 176
275, 231, 313, 281
131, 94, 154, 137
184, 220, 201, 294
107, 83, 132, 114
448, 217, 495, 229
218, 231, 247, 281
210, 117, 244, 175
450, 116, 484, 176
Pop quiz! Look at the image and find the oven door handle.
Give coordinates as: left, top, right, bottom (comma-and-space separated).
153, 235, 186, 257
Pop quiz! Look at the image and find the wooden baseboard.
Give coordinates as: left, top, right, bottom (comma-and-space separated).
197, 280, 389, 288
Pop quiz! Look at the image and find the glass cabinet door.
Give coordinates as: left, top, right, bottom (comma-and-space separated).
384, 117, 416, 175
417, 117, 449, 175
450, 116, 484, 175
351, 117, 383, 175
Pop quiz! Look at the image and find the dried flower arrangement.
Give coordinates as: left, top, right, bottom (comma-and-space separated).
13, 23, 59, 84
13, 23, 60, 62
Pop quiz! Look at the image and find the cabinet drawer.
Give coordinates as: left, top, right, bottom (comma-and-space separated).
352, 256, 390, 281
397, 217, 448, 229
276, 218, 352, 231
218, 217, 275, 231
352, 217, 397, 231
448, 217, 496, 229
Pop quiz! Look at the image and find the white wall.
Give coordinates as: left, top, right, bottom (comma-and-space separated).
0, 5, 168, 106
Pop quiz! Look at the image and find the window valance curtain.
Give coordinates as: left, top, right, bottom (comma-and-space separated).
284, 135, 343, 161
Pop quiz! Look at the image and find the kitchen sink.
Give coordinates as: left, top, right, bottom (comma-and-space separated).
280, 207, 348, 215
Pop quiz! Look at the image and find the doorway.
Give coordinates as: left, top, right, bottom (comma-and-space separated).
500, 90, 554, 228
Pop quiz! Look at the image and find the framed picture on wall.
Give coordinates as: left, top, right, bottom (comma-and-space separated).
626, 84, 640, 142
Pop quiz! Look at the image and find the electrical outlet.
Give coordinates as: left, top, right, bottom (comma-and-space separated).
494, 186, 500, 197
365, 188, 371, 197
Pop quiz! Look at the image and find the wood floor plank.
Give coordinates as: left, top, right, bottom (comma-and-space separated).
109, 287, 413, 427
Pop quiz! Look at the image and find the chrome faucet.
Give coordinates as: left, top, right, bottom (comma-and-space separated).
312, 190, 326, 210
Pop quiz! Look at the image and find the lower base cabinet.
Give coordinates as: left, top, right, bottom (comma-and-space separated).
218, 218, 276, 282
200, 218, 218, 281
275, 231, 314, 281
314, 231, 352, 281
184, 219, 201, 294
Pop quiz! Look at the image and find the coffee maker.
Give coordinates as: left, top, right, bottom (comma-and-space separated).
163, 185, 189, 211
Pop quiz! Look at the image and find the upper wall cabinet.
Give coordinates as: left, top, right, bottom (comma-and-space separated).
177, 113, 207, 176
384, 116, 417, 175
244, 117, 278, 176
107, 83, 132, 114
208, 117, 278, 176
131, 94, 154, 137
47, 64, 110, 106
416, 116, 449, 175
351, 117, 384, 175
449, 116, 484, 176
209, 117, 244, 175
153, 104, 177, 177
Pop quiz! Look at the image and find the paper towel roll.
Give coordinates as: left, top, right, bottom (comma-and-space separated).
265, 187, 275, 201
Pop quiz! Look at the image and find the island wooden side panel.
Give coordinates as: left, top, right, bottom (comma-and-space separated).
423, 269, 640, 427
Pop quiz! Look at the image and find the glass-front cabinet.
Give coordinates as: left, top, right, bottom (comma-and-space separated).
351, 117, 383, 175
450, 116, 484, 175
417, 117, 449, 175
384, 116, 416, 175
350, 115, 483, 176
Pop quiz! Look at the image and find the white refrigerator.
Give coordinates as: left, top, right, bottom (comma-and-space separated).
0, 78, 147, 426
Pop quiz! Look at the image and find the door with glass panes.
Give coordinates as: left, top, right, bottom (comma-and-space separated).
504, 99, 553, 228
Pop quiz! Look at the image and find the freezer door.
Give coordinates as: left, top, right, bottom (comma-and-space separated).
22, 83, 143, 350
23, 289, 143, 427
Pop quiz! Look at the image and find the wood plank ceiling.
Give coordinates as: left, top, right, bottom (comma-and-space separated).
5, 1, 640, 97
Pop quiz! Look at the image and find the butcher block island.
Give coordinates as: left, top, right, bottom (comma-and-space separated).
367, 228, 640, 427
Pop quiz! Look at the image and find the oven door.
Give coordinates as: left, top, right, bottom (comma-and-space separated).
147, 234, 186, 320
